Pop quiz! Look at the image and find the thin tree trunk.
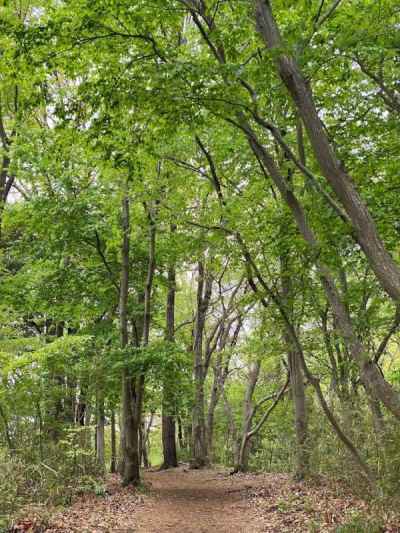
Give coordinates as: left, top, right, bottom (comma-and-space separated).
66, 376, 76, 425
206, 361, 220, 457
177, 417, 185, 450
235, 360, 261, 472
0, 402, 14, 454
96, 396, 105, 470
139, 422, 150, 468
110, 409, 117, 473
238, 378, 290, 474
49, 323, 65, 443
206, 319, 239, 459
239, 240, 376, 484
76, 384, 87, 427
368, 397, 386, 436
221, 388, 240, 466
136, 205, 157, 468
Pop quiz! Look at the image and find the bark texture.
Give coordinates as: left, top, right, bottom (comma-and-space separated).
242, 121, 400, 421
161, 258, 178, 469
191, 261, 213, 468
253, 0, 400, 303
120, 192, 141, 485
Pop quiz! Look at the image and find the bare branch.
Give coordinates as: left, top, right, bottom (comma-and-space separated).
316, 0, 344, 28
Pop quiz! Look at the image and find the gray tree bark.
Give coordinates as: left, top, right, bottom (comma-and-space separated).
120, 190, 141, 485
242, 121, 400, 421
253, 0, 400, 303
161, 254, 178, 469
191, 261, 213, 468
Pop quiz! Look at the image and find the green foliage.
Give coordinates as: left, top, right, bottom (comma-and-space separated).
1, 0, 400, 528
336, 511, 384, 533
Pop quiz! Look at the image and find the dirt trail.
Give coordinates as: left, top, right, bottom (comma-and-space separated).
43, 467, 400, 532
134, 467, 263, 532
44, 467, 263, 533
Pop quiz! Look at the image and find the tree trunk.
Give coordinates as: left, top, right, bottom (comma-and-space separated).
368, 397, 386, 436
191, 261, 212, 468
120, 190, 141, 486
288, 349, 308, 479
162, 415, 178, 468
65, 376, 76, 426
235, 360, 261, 472
177, 417, 185, 450
239, 239, 376, 484
110, 409, 117, 473
281, 256, 309, 480
243, 122, 400, 421
48, 323, 65, 443
76, 384, 87, 427
253, 0, 400, 303
96, 396, 105, 470
135, 206, 157, 470
139, 422, 150, 468
206, 362, 220, 458
0, 402, 14, 454
161, 253, 178, 469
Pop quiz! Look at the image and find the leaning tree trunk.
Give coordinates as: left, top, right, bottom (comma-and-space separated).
0, 108, 16, 243
253, 0, 400, 304
243, 121, 400, 422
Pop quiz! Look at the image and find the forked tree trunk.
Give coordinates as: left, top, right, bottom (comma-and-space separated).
207, 318, 240, 459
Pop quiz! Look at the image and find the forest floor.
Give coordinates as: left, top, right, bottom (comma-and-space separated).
16, 466, 400, 532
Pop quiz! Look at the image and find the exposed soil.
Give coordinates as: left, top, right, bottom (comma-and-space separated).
36, 467, 400, 533
134, 467, 264, 533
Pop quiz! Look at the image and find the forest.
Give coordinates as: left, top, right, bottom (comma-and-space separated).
1, 1, 400, 531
